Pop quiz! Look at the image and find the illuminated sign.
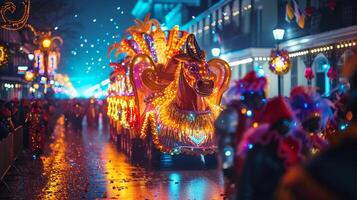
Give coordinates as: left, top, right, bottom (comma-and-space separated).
17, 65, 28, 74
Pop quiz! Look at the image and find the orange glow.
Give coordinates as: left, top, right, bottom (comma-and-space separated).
42, 38, 52, 48
24, 71, 34, 81
253, 122, 259, 128
40, 116, 67, 200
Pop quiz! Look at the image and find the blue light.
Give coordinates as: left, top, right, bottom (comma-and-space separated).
255, 65, 265, 77
157, 125, 161, 133
304, 103, 308, 109
322, 64, 330, 71
189, 134, 205, 145
340, 123, 348, 131
225, 150, 232, 157
240, 95, 245, 101
248, 144, 253, 149
169, 173, 181, 182
187, 113, 196, 122
293, 121, 298, 127
246, 110, 253, 117
257, 69, 265, 77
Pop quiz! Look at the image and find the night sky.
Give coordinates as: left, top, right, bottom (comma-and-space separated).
61, 0, 136, 96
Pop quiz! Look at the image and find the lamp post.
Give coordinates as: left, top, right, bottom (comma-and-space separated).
32, 31, 63, 98
42, 38, 51, 85
272, 25, 285, 96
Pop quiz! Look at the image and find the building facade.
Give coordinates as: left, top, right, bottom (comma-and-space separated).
131, 0, 220, 29
0, 28, 36, 100
182, 0, 281, 96
280, 0, 357, 97
180, 0, 357, 97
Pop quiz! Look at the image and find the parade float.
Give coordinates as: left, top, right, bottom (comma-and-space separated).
107, 14, 231, 163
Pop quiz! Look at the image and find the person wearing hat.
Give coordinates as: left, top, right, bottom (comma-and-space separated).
215, 71, 268, 198
289, 86, 334, 157
276, 52, 357, 200
0, 100, 13, 139
27, 101, 46, 158
237, 97, 303, 200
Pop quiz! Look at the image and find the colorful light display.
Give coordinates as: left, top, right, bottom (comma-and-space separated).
24, 70, 34, 81
48, 51, 59, 75
269, 49, 291, 75
34, 49, 44, 73
107, 14, 231, 155
107, 60, 138, 131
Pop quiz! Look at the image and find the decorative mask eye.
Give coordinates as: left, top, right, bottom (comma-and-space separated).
189, 64, 198, 73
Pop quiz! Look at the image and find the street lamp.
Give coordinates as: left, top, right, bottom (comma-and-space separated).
272, 26, 285, 42
272, 25, 286, 96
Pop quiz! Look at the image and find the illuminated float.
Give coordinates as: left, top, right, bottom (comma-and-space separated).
107, 14, 231, 162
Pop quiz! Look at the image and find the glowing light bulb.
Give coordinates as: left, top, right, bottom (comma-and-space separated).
42, 39, 51, 48
225, 150, 232, 157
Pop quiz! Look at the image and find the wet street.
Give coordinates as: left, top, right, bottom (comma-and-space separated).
0, 116, 224, 200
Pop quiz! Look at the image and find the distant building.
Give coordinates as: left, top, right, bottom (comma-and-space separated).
0, 28, 36, 100
181, 0, 357, 97
181, 0, 280, 95
131, 0, 220, 29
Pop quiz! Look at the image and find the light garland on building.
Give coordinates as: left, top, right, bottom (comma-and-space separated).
336, 41, 356, 49
254, 57, 272, 61
0, 45, 9, 66
289, 40, 357, 58
289, 50, 309, 58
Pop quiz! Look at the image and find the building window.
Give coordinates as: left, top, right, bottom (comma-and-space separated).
198, 20, 203, 34
193, 23, 197, 35
211, 10, 217, 27
342, 4, 353, 26
197, 20, 204, 44
291, 58, 298, 88
204, 16, 210, 46
205, 16, 210, 32
313, 53, 331, 95
218, 7, 223, 25
232, 0, 240, 27
242, 0, 251, 34
224, 4, 231, 25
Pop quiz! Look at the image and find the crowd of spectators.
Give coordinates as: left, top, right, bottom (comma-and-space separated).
0, 98, 57, 146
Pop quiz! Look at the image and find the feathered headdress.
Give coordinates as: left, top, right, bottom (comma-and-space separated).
289, 86, 334, 129
225, 71, 267, 102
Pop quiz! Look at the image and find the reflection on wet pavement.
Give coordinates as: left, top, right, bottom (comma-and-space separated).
0, 116, 224, 199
